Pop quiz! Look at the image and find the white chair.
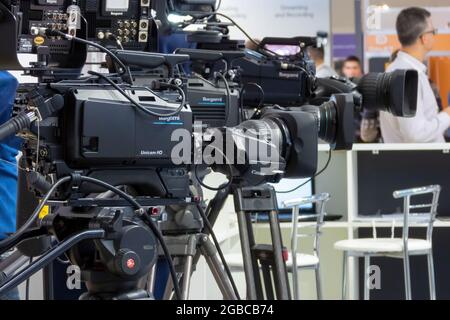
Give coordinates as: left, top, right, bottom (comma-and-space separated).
282, 193, 330, 300
334, 185, 441, 300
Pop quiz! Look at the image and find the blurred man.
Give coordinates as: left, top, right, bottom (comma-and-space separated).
341, 55, 381, 143
0, 71, 20, 300
380, 7, 450, 143
341, 55, 363, 79
307, 46, 337, 78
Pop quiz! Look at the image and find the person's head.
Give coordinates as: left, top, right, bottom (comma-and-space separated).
341, 55, 363, 78
396, 7, 435, 56
307, 46, 325, 65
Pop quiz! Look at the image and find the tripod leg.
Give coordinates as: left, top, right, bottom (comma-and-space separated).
180, 255, 194, 300
261, 262, 274, 300
162, 274, 175, 300
268, 210, 290, 300
146, 264, 157, 295
43, 264, 54, 300
192, 186, 230, 268
244, 212, 264, 299
237, 210, 258, 300
199, 236, 237, 300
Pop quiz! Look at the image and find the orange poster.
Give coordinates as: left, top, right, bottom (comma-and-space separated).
366, 34, 450, 53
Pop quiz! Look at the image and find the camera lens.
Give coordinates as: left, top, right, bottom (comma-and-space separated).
229, 118, 287, 164
357, 69, 418, 117
298, 101, 337, 145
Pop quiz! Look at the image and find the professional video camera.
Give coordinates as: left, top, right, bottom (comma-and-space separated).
0, 0, 418, 300
153, 0, 418, 147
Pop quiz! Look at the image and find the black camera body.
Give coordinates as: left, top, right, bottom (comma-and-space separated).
111, 49, 242, 128
234, 38, 317, 107
187, 77, 241, 127
63, 86, 191, 167
18, 81, 193, 198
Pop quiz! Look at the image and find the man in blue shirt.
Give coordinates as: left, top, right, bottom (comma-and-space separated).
0, 71, 20, 299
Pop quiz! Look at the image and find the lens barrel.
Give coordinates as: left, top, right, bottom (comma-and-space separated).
298, 101, 337, 145
357, 69, 418, 117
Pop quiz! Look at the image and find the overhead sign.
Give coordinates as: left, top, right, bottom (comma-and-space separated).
219, 0, 331, 38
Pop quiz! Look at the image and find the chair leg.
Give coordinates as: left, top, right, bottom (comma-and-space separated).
427, 252, 436, 300
364, 255, 370, 300
292, 266, 299, 300
403, 252, 412, 300
315, 265, 323, 300
342, 251, 347, 300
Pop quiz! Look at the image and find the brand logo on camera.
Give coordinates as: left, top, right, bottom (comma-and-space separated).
199, 97, 225, 105
279, 72, 299, 79
158, 116, 181, 122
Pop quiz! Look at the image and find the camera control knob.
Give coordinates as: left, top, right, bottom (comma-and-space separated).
114, 249, 141, 276
173, 78, 183, 86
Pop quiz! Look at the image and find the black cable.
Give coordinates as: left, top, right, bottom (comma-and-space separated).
240, 82, 265, 121
0, 112, 33, 142
276, 148, 332, 194
194, 163, 233, 192
196, 204, 240, 300
212, 12, 281, 57
47, 29, 133, 84
216, 72, 231, 125
191, 73, 217, 88
139, 214, 181, 300
88, 71, 186, 117
193, 144, 234, 191
79, 176, 141, 209
108, 34, 124, 50
75, 176, 182, 300
0, 176, 71, 254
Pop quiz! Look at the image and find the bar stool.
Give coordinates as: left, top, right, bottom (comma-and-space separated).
334, 185, 441, 300
282, 193, 330, 300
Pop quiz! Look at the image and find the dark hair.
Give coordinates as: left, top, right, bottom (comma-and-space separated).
396, 7, 431, 47
343, 55, 361, 65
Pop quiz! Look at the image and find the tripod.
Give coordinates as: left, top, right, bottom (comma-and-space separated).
1, 170, 239, 300
153, 234, 237, 300
1, 172, 290, 300
181, 183, 292, 300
